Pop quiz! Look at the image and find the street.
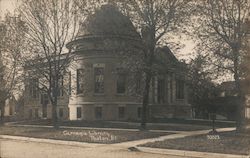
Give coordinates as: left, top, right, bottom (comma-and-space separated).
0, 139, 191, 158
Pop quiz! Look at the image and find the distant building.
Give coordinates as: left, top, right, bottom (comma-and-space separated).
0, 96, 18, 121
217, 81, 250, 121
219, 81, 238, 97
23, 4, 191, 121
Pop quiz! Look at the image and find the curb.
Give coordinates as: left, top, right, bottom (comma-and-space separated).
136, 147, 250, 158
0, 135, 102, 148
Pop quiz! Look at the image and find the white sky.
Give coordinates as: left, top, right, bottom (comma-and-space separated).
0, 0, 196, 62
0, 0, 232, 83
0, 0, 18, 16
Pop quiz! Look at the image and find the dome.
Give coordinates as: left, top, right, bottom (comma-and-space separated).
76, 4, 140, 40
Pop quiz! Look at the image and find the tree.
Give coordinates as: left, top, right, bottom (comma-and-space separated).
114, 0, 193, 129
241, 17, 250, 123
0, 52, 7, 123
194, 0, 250, 131
187, 54, 218, 119
19, 0, 79, 128
0, 14, 25, 124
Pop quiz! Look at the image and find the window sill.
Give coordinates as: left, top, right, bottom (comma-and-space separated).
76, 94, 84, 97
118, 117, 125, 120
176, 99, 185, 101
116, 93, 126, 96
93, 93, 105, 96
95, 118, 102, 120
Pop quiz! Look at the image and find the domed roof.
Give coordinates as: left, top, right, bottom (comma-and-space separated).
77, 4, 140, 40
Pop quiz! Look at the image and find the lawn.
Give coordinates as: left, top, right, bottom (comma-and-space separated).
140, 130, 250, 155
14, 119, 224, 131
0, 126, 171, 144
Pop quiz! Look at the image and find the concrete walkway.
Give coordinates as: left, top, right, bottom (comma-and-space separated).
0, 134, 103, 148
137, 147, 250, 158
113, 127, 235, 147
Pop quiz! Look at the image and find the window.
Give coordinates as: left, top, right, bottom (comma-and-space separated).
94, 67, 104, 93
176, 79, 184, 99
41, 94, 49, 105
135, 73, 142, 94
77, 107, 82, 119
95, 107, 102, 119
29, 78, 38, 98
42, 104, 47, 118
137, 107, 142, 118
68, 72, 71, 95
59, 108, 64, 118
77, 69, 84, 94
117, 73, 126, 94
9, 106, 13, 115
157, 78, 165, 103
29, 109, 32, 118
58, 76, 64, 97
118, 107, 125, 119
136, 79, 141, 93
35, 108, 39, 118
170, 74, 173, 103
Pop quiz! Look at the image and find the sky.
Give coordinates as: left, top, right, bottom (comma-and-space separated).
0, 0, 18, 16
0, 0, 233, 83
0, 0, 196, 61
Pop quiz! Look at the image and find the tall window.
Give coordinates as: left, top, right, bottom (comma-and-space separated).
136, 78, 141, 94
94, 67, 104, 93
35, 108, 39, 118
29, 109, 32, 118
77, 107, 82, 119
59, 108, 64, 118
9, 106, 13, 115
118, 107, 125, 119
157, 78, 165, 103
137, 107, 142, 118
29, 78, 38, 98
40, 94, 49, 105
95, 107, 102, 119
170, 74, 173, 103
68, 72, 71, 95
176, 79, 184, 99
58, 76, 64, 97
77, 69, 84, 94
117, 73, 126, 94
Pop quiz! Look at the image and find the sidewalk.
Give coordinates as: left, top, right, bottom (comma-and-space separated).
114, 127, 235, 147
136, 147, 250, 158
0, 134, 103, 148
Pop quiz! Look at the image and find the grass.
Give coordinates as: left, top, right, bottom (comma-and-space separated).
14, 119, 226, 131
140, 130, 250, 155
150, 118, 235, 127
0, 126, 171, 144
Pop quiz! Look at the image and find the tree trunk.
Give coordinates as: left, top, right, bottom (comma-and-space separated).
0, 101, 5, 125
234, 54, 246, 132
52, 101, 58, 129
51, 86, 59, 129
141, 71, 152, 130
235, 77, 246, 132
